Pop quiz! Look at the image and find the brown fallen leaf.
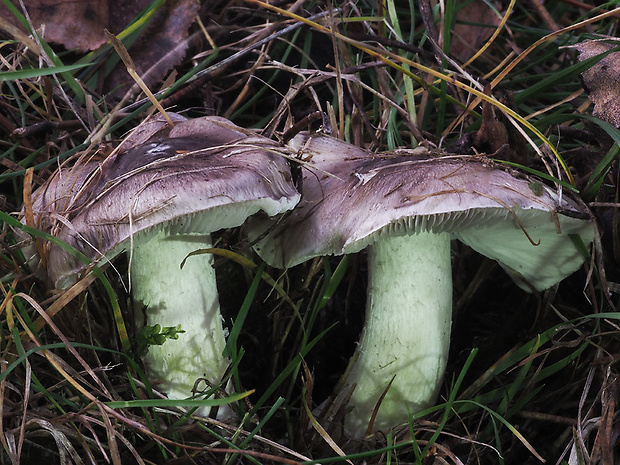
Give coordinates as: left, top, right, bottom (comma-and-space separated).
103, 0, 200, 101
573, 40, 620, 128
0, 0, 199, 103
0, 0, 147, 52
450, 0, 502, 64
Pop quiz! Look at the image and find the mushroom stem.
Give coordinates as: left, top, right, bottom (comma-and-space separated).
130, 230, 229, 410
343, 231, 452, 437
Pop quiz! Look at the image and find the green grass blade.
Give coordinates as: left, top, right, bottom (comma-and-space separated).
0, 64, 90, 82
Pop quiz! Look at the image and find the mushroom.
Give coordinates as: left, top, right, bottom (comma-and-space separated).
20, 116, 300, 412
248, 132, 594, 437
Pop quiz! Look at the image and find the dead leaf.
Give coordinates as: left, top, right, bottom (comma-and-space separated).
103, 0, 200, 101
574, 40, 620, 128
0, 0, 147, 52
0, 0, 199, 103
451, 0, 502, 63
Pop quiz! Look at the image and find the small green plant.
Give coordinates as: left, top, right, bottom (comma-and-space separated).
135, 323, 185, 358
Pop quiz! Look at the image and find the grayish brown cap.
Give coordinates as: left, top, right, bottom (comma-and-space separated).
24, 116, 300, 288
250, 133, 594, 291
115, 112, 190, 153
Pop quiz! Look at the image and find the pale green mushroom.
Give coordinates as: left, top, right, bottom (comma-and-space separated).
249, 132, 594, 437
21, 116, 300, 413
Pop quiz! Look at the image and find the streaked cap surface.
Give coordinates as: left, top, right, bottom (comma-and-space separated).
251, 133, 593, 291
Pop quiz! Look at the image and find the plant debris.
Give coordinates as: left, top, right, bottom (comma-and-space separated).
0, 0, 149, 52
574, 39, 620, 128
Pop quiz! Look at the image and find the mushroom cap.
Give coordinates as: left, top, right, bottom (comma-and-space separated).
115, 112, 190, 153
24, 117, 300, 288
250, 133, 594, 291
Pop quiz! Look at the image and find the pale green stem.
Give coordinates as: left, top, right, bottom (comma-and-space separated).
130, 230, 229, 412
343, 231, 452, 437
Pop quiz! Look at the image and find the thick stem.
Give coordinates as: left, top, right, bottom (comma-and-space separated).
130, 230, 229, 410
343, 231, 452, 437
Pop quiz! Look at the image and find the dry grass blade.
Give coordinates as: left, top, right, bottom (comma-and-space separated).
13, 292, 113, 399
246, 0, 576, 184
20, 418, 85, 464
461, 0, 516, 68
302, 360, 353, 464
576, 369, 618, 465
30, 273, 98, 333
445, 6, 620, 135
104, 29, 175, 127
